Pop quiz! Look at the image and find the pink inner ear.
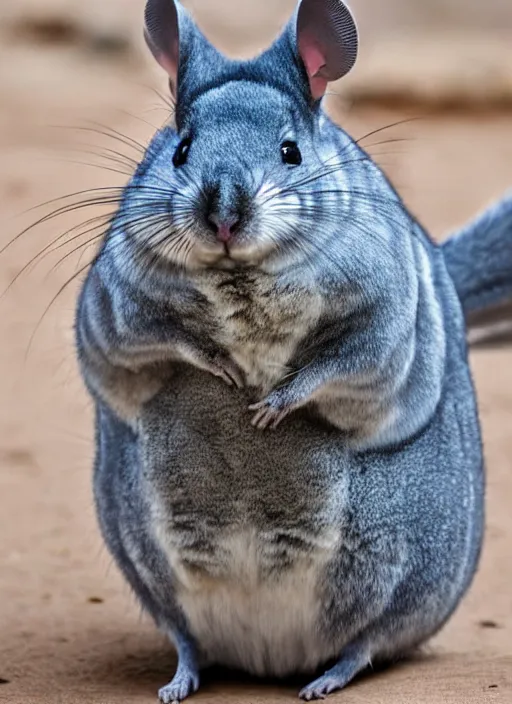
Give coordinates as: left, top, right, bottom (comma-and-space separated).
159, 52, 178, 79
301, 42, 326, 78
299, 38, 329, 100
156, 37, 179, 95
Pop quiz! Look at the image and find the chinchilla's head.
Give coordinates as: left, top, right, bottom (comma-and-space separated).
121, 0, 359, 272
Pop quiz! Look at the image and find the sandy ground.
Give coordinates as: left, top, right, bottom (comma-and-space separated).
0, 5, 511, 704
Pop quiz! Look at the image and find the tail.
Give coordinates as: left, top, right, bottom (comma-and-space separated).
442, 193, 512, 348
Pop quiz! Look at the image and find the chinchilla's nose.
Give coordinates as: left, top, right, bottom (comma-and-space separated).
202, 171, 249, 245
207, 213, 240, 244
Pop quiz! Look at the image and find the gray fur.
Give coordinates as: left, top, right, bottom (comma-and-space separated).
443, 193, 512, 347
75, 0, 494, 701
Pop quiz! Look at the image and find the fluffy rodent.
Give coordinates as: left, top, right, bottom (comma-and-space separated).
75, 0, 510, 701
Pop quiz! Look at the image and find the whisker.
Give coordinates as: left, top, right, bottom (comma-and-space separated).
44, 209, 171, 273
79, 121, 149, 154
67, 143, 140, 169
114, 108, 163, 134
1, 198, 119, 257
364, 137, 414, 149
45, 234, 105, 279
7, 186, 124, 224
25, 260, 95, 360
1, 185, 190, 256
2, 214, 114, 296
51, 159, 133, 178
265, 157, 374, 201
138, 82, 176, 114
354, 117, 421, 146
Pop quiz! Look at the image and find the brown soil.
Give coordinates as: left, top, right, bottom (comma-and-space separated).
0, 5, 511, 703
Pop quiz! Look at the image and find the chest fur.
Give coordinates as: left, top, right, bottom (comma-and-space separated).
195, 271, 323, 390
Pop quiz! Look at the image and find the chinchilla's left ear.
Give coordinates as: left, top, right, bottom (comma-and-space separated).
143, 0, 226, 101
292, 0, 359, 100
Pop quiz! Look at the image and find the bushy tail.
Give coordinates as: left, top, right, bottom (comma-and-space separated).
442, 193, 512, 348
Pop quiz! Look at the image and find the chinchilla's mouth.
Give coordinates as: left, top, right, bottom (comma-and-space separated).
194, 238, 276, 270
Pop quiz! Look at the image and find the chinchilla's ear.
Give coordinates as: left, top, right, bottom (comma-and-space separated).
294, 0, 358, 100
144, 0, 179, 92
144, 0, 224, 99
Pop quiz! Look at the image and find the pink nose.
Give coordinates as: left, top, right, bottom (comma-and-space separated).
208, 214, 240, 244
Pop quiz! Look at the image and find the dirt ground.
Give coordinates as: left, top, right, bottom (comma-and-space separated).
0, 4, 511, 704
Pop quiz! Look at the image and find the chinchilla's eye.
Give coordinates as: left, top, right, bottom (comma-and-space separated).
281, 141, 302, 166
173, 138, 191, 168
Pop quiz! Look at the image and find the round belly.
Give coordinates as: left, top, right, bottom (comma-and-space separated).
172, 533, 339, 676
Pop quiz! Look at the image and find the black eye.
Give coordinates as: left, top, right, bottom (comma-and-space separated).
173, 138, 191, 168
281, 141, 302, 166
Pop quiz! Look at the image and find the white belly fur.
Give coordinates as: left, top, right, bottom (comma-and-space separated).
166, 531, 339, 676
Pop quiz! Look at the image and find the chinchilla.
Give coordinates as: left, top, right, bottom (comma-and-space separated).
75, 0, 510, 700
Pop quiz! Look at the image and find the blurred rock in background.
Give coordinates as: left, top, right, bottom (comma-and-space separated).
0, 0, 141, 55
344, 0, 512, 109
0, 0, 511, 110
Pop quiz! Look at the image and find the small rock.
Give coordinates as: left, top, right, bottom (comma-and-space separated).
479, 620, 501, 629
9, 17, 81, 46
88, 596, 104, 604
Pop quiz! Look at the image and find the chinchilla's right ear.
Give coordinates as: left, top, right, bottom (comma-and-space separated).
294, 0, 359, 100
143, 0, 227, 105
253, 0, 358, 103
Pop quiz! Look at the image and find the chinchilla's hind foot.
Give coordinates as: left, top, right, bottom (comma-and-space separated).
298, 641, 370, 701
158, 633, 200, 704
158, 669, 199, 704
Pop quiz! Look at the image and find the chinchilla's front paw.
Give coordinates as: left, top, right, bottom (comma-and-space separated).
182, 343, 245, 388
249, 386, 305, 430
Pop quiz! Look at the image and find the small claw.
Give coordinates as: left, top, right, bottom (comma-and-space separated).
270, 411, 289, 429
210, 355, 244, 389
158, 671, 199, 704
214, 368, 234, 387
220, 360, 245, 389
226, 366, 245, 389
249, 404, 272, 430
299, 675, 345, 701
249, 404, 268, 428
299, 686, 327, 701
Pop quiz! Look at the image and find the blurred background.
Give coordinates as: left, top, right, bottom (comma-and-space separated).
0, 1, 511, 703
